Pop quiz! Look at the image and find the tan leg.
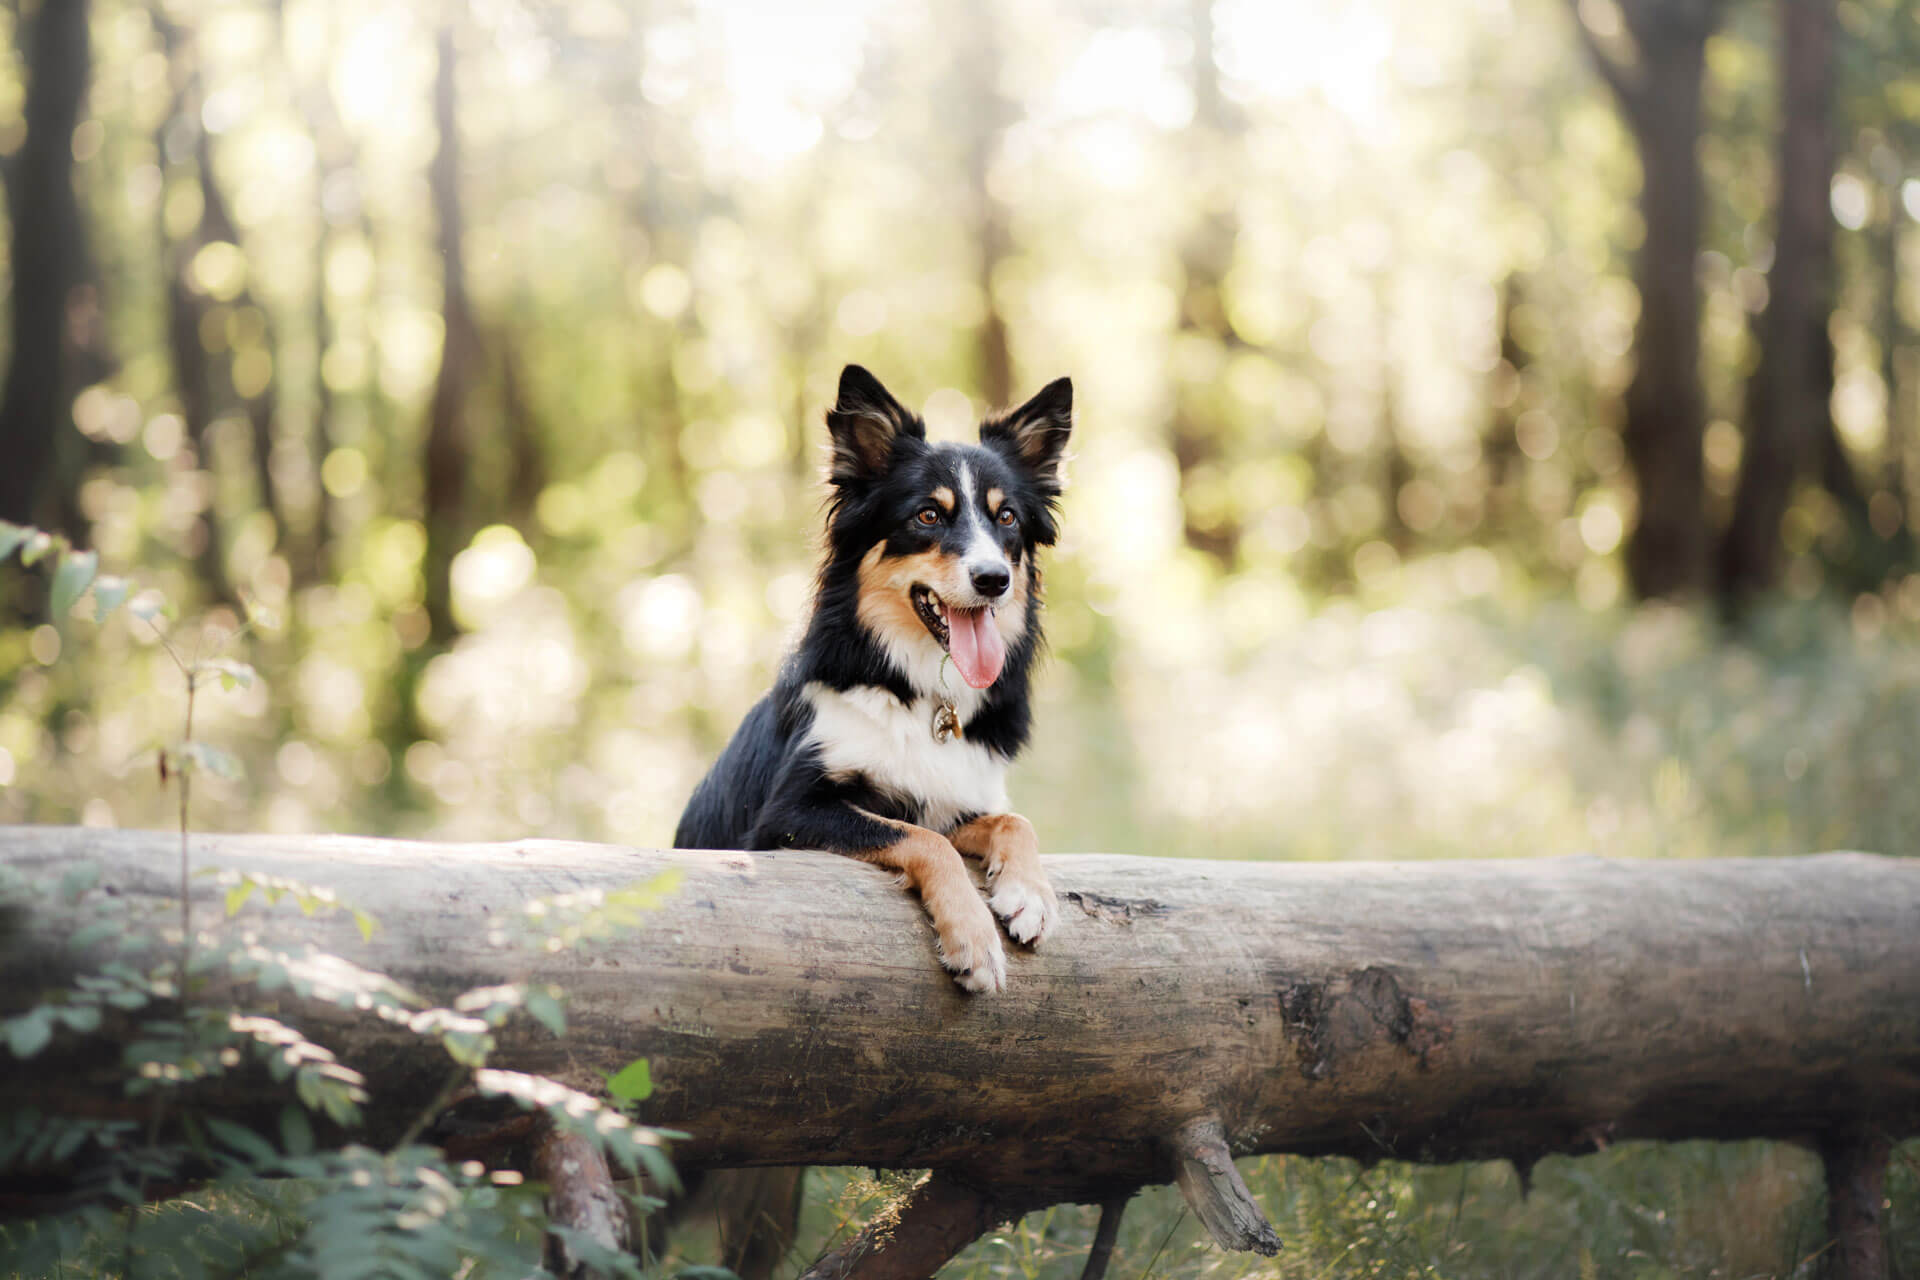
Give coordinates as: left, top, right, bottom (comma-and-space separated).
857, 818, 1007, 994
949, 813, 1059, 947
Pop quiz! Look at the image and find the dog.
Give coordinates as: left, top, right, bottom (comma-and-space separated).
674, 363, 1071, 993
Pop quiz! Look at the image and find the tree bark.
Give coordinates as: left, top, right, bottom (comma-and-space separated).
422, 23, 482, 646
798, 1173, 1016, 1280
956, 14, 1012, 410
1881, 166, 1905, 510
1720, 0, 1839, 599
1570, 0, 1721, 599
0, 0, 94, 533
1170, 0, 1244, 566
3, 827, 1918, 1267
152, 13, 237, 603
532, 1120, 631, 1280
1821, 1131, 1891, 1280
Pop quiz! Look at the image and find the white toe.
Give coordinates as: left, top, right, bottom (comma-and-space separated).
990, 879, 1058, 946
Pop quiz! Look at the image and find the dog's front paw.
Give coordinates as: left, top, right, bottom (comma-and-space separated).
935, 893, 1008, 994
989, 868, 1059, 947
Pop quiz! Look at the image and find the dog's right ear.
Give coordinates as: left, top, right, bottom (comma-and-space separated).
827, 365, 923, 485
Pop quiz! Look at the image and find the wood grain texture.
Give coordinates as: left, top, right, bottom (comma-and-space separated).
4, 827, 1919, 1209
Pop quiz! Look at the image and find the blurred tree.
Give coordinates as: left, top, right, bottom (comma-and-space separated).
153, 8, 288, 602
498, 320, 546, 526
1838, 0, 1920, 568
1720, 0, 1850, 599
275, 0, 367, 582
423, 21, 483, 646
957, 9, 1013, 408
1876, 142, 1906, 513
1569, 0, 1723, 599
0, 0, 101, 535
1171, 0, 1243, 566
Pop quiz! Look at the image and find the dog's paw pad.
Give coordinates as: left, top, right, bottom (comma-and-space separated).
989, 876, 1059, 947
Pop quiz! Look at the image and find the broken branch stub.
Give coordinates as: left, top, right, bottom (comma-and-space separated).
1168, 1117, 1281, 1256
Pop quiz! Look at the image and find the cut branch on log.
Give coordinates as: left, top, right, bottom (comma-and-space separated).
1168, 1118, 1281, 1255
3, 828, 1919, 1262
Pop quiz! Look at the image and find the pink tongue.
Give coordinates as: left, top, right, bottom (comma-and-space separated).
946, 607, 1006, 690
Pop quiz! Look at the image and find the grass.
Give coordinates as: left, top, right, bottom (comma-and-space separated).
666, 1140, 1914, 1280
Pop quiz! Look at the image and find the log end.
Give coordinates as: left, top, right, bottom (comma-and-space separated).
1168, 1118, 1282, 1256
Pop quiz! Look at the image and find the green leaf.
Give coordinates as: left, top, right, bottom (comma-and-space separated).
524, 987, 566, 1037
197, 658, 256, 691
4, 1008, 54, 1059
91, 575, 131, 622
56, 1005, 101, 1034
203, 1116, 278, 1166
352, 908, 376, 942
440, 1028, 493, 1068
49, 549, 97, 619
279, 1105, 314, 1157
225, 881, 256, 917
605, 1057, 652, 1103
18, 530, 56, 567
175, 741, 244, 780
0, 522, 30, 561
58, 862, 99, 902
71, 921, 120, 950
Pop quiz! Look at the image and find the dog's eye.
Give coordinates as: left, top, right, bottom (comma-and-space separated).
996, 507, 1018, 528
915, 507, 940, 527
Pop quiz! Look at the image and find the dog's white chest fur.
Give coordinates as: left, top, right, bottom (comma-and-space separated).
801, 682, 1009, 832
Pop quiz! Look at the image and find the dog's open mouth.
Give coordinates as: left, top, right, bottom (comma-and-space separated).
910, 584, 1006, 691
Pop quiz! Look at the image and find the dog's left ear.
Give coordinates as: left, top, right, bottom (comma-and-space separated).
981, 377, 1072, 495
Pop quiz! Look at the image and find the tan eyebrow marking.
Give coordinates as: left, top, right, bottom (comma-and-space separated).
986, 486, 1005, 515
932, 486, 956, 514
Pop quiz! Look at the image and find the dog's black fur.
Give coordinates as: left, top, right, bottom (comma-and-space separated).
674, 364, 1071, 858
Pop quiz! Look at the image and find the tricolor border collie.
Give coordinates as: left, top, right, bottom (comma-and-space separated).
674, 365, 1071, 992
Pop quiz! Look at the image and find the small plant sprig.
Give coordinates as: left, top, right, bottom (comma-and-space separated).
1, 521, 686, 1277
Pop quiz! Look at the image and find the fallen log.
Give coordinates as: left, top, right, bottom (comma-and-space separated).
3, 827, 1918, 1278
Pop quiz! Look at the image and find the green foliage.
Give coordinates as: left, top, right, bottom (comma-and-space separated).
605, 1058, 654, 1105
0, 529, 684, 1279
1, 521, 131, 627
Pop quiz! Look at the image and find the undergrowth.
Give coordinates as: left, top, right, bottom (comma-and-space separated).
0, 523, 681, 1279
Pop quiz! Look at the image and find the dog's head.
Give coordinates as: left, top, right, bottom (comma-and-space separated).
823, 364, 1071, 693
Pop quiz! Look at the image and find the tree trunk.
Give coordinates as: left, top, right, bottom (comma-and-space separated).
422, 23, 482, 646
499, 324, 546, 524
153, 14, 237, 603
1719, 0, 1838, 599
0, 0, 93, 533
1170, 0, 1243, 566
3, 827, 1917, 1274
1570, 0, 1721, 599
191, 97, 287, 550
1882, 167, 1905, 510
957, 15, 1012, 409
1620, 36, 1711, 598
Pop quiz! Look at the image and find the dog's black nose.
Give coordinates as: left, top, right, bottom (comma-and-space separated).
971, 566, 1011, 598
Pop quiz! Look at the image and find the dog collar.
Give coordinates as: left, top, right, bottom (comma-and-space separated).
932, 656, 960, 743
